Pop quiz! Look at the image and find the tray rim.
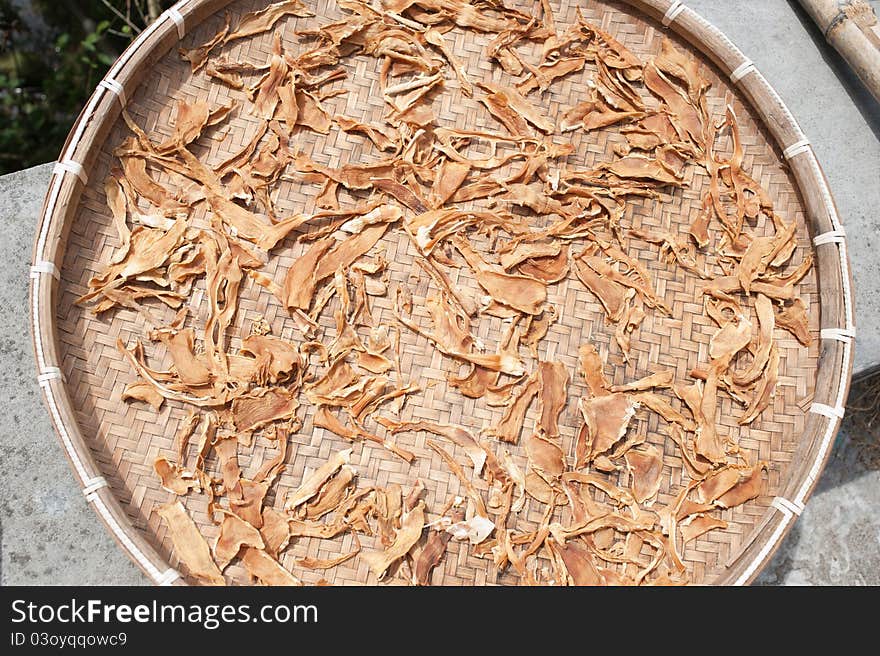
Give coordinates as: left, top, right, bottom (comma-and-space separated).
29, 0, 856, 586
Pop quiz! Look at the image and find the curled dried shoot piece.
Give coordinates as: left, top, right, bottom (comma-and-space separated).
361, 501, 426, 580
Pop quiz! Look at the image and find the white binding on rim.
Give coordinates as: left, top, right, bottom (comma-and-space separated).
813, 229, 846, 246
53, 160, 88, 186
30, 0, 856, 588
31, 0, 193, 587
82, 476, 109, 497
30, 260, 60, 280
165, 7, 186, 39
662, 1, 685, 26
821, 327, 855, 343
783, 139, 811, 160
771, 496, 805, 517
729, 60, 756, 83
37, 366, 64, 386
98, 79, 127, 107
809, 402, 846, 420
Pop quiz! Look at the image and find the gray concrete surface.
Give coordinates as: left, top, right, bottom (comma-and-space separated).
1, 0, 878, 585
755, 410, 880, 585
0, 163, 144, 585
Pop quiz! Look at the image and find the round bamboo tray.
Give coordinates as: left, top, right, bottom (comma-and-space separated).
30, 0, 855, 585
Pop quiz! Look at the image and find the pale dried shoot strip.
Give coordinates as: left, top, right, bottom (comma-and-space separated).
158, 501, 225, 585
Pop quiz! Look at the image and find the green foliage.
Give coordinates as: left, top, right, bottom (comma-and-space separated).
0, 0, 173, 174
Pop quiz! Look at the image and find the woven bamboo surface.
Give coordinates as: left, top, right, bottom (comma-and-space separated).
33, 0, 853, 585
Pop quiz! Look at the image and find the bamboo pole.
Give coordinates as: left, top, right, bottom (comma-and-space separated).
797, 0, 880, 103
